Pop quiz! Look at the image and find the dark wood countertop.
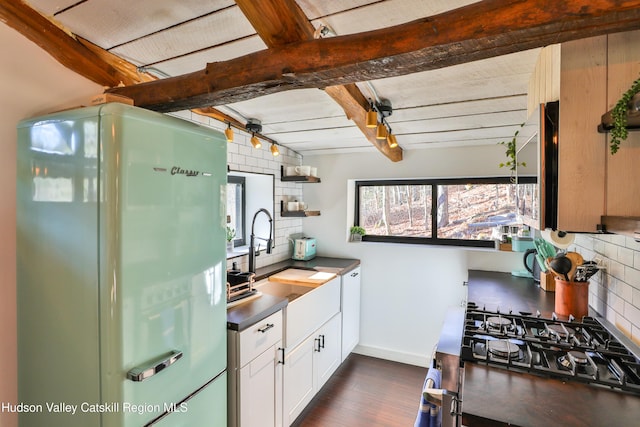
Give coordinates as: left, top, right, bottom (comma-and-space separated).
227, 293, 287, 332
463, 270, 640, 427
467, 270, 557, 318
463, 363, 640, 427
226, 256, 360, 331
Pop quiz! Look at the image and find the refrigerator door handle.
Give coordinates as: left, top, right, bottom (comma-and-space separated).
127, 350, 183, 382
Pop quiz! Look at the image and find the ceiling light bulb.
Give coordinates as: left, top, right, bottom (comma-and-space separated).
376, 123, 388, 140
270, 143, 280, 156
366, 109, 378, 128
251, 134, 261, 149
387, 133, 398, 148
224, 124, 234, 143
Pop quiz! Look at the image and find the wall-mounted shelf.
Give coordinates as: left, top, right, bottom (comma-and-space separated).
280, 165, 321, 183
280, 200, 320, 217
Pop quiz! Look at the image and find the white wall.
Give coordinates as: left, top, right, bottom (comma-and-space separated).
302, 146, 525, 366
0, 22, 102, 427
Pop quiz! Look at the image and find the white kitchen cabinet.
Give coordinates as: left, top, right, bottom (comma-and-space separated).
340, 266, 361, 362
282, 333, 315, 425
228, 310, 283, 427
314, 314, 342, 389
283, 314, 342, 426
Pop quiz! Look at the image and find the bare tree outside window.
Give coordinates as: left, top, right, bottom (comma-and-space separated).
356, 179, 525, 244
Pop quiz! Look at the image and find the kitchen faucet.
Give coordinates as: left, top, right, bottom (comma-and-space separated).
248, 208, 273, 273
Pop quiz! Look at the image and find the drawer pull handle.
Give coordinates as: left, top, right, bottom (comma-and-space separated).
351, 272, 359, 277
278, 347, 285, 365
258, 323, 275, 333
314, 338, 322, 352
319, 334, 325, 349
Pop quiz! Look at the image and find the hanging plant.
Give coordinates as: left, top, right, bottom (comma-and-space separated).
610, 74, 640, 155
498, 123, 526, 181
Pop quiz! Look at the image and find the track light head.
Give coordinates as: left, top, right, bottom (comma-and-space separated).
270, 143, 280, 156
366, 108, 378, 128
224, 123, 234, 143
387, 133, 398, 148
376, 123, 388, 140
250, 133, 261, 149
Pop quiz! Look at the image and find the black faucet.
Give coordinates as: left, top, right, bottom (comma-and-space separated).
248, 208, 273, 273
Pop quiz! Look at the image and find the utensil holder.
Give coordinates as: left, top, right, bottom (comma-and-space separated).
554, 279, 589, 318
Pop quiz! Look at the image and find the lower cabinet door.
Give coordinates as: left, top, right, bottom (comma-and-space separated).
315, 314, 342, 390
240, 343, 282, 427
283, 336, 315, 425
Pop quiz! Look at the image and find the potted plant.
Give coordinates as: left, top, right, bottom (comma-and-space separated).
226, 226, 236, 251
609, 73, 640, 154
349, 225, 366, 242
498, 123, 526, 182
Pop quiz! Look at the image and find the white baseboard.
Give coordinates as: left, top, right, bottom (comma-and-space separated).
352, 344, 431, 368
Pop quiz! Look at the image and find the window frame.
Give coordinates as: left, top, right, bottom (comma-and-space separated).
227, 175, 247, 247
354, 176, 537, 248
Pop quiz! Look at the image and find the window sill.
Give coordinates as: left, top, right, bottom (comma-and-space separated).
227, 245, 249, 260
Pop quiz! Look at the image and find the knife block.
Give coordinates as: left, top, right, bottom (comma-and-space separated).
540, 272, 555, 292
554, 279, 589, 318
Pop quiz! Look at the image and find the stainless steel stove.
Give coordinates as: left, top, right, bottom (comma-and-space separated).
462, 302, 640, 396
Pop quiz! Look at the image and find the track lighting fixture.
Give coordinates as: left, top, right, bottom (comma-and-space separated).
224, 123, 234, 143
250, 133, 261, 149
270, 143, 280, 156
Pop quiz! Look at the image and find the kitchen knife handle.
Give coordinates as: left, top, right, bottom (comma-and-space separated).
127, 350, 183, 382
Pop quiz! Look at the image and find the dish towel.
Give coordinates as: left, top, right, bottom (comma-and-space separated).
414, 367, 442, 427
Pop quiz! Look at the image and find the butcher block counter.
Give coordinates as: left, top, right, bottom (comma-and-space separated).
463, 270, 640, 427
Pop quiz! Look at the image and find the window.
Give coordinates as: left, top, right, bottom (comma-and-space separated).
355, 177, 536, 247
227, 175, 246, 247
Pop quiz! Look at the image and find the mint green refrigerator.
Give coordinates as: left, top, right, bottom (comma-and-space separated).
17, 104, 227, 426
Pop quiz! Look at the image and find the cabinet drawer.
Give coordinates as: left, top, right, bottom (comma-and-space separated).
239, 310, 283, 367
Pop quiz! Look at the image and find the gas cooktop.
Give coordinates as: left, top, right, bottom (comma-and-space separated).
462, 302, 640, 396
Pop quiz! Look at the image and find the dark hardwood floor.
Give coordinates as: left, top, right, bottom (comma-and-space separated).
292, 354, 428, 427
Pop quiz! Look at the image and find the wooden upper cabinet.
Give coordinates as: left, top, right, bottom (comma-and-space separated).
557, 36, 607, 232
531, 31, 640, 232
605, 31, 640, 218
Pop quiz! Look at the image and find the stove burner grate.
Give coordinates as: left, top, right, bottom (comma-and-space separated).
545, 324, 576, 340
487, 339, 521, 360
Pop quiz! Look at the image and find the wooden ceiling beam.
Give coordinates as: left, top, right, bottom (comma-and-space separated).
234, 0, 402, 161
0, 1, 237, 134
0, 0, 140, 87
108, 0, 640, 112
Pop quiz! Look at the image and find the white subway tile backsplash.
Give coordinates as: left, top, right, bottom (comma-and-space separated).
576, 233, 640, 343
619, 246, 635, 266
625, 302, 640, 329
625, 266, 640, 291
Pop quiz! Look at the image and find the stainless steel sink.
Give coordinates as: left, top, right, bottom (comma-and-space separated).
255, 279, 314, 303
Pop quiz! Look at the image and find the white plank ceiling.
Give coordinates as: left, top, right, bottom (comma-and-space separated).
26, 0, 542, 157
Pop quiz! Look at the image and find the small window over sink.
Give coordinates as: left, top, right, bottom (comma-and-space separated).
354, 176, 536, 247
